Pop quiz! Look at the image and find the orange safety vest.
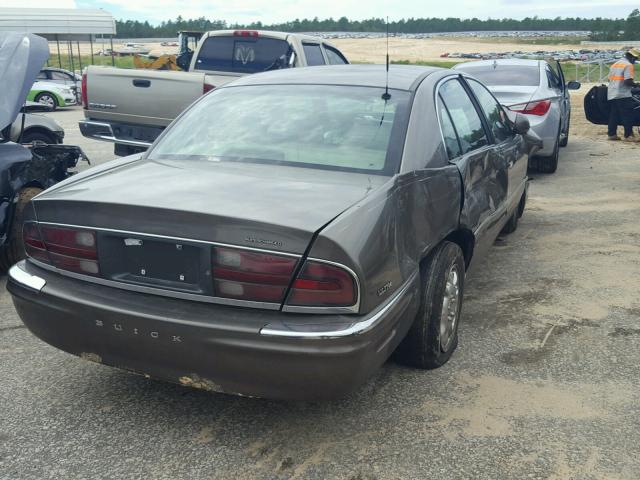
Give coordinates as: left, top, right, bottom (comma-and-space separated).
609, 61, 634, 81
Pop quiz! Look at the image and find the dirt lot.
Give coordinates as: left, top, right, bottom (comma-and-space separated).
57, 37, 629, 63
1, 98, 640, 479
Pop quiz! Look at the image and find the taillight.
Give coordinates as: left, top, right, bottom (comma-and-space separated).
23, 223, 99, 275
23, 223, 49, 263
509, 99, 551, 116
203, 83, 215, 94
81, 72, 88, 109
233, 30, 259, 37
287, 261, 357, 308
212, 247, 297, 303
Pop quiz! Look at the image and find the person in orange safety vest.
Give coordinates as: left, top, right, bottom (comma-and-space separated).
608, 48, 640, 142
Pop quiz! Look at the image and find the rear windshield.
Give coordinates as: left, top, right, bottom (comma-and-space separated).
149, 85, 410, 175
194, 36, 291, 74
461, 65, 540, 87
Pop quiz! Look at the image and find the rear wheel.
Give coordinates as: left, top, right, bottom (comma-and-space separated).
35, 92, 58, 111
396, 241, 465, 369
531, 129, 560, 174
0, 187, 43, 272
502, 192, 526, 234
501, 209, 519, 235
20, 130, 57, 145
559, 117, 570, 147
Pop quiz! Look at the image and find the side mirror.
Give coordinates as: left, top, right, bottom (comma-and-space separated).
567, 81, 581, 90
513, 113, 530, 135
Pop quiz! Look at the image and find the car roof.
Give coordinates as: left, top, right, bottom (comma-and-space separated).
224, 64, 442, 91
454, 59, 542, 69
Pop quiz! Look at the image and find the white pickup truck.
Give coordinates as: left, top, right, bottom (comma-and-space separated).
79, 30, 349, 156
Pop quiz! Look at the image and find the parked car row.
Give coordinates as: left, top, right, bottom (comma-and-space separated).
443, 48, 631, 62
5, 29, 579, 402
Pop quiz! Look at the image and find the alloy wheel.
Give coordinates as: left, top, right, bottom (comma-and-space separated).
439, 264, 460, 352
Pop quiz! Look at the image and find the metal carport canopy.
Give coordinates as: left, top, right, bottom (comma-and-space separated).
0, 8, 116, 41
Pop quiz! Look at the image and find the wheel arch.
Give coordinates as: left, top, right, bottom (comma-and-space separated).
21, 126, 59, 143
442, 228, 475, 269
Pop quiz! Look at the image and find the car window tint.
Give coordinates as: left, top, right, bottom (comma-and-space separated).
437, 94, 462, 159
466, 79, 512, 143
459, 65, 540, 87
303, 43, 325, 66
439, 79, 489, 154
324, 45, 348, 65
37, 71, 47, 80
195, 36, 291, 74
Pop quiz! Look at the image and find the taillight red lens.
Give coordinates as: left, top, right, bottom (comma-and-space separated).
203, 83, 215, 94
509, 99, 551, 116
23, 223, 49, 263
41, 226, 97, 259
81, 72, 88, 109
212, 247, 297, 303
287, 261, 357, 308
23, 223, 99, 275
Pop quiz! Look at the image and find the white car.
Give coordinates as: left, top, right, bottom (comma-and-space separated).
28, 81, 77, 111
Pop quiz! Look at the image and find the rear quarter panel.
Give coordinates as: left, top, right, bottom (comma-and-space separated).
307, 167, 462, 314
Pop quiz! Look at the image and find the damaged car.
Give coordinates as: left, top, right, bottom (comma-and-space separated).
8, 65, 537, 400
1, 32, 86, 271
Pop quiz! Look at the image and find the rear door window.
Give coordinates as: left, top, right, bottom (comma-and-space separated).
194, 35, 291, 73
324, 45, 348, 65
438, 79, 489, 155
437, 94, 462, 159
303, 43, 325, 66
466, 79, 512, 143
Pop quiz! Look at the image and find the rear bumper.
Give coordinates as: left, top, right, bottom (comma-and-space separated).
79, 120, 162, 150
7, 261, 419, 400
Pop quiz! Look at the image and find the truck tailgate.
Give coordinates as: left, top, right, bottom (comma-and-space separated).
85, 66, 207, 127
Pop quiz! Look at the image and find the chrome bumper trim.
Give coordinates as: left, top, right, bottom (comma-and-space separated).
260, 272, 417, 339
8, 261, 46, 292
79, 121, 152, 148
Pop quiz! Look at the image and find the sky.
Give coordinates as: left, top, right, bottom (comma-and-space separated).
3, 0, 638, 25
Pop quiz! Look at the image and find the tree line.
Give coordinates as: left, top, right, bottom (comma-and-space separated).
114, 12, 640, 40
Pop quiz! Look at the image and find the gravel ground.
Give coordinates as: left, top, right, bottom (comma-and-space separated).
1, 107, 639, 479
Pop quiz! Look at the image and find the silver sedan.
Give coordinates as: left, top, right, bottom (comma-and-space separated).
455, 59, 580, 173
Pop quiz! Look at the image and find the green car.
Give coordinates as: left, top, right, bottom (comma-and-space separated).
28, 80, 77, 110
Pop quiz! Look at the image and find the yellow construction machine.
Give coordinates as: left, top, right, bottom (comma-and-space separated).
133, 31, 203, 71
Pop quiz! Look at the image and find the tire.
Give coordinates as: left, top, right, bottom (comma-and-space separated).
34, 92, 58, 111
0, 187, 43, 272
559, 117, 570, 147
501, 209, 519, 235
396, 241, 466, 369
502, 191, 526, 234
531, 130, 559, 174
20, 130, 57, 145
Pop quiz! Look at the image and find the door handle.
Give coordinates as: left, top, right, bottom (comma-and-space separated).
133, 79, 151, 88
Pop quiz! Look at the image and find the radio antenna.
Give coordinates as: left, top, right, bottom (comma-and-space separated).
382, 16, 391, 101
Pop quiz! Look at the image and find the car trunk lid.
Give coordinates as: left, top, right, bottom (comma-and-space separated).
34, 158, 389, 256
